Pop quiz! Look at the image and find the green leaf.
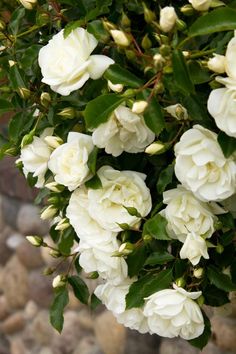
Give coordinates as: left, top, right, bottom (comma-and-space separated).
123, 206, 141, 218
0, 99, 14, 114
104, 64, 143, 88
126, 244, 148, 277
68, 275, 90, 304
188, 61, 211, 85
140, 90, 165, 135
143, 214, 170, 240
50, 287, 69, 333
221, 230, 235, 246
58, 228, 75, 255
217, 212, 235, 229
189, 8, 236, 37
64, 20, 85, 38
156, 164, 174, 194
90, 293, 102, 310
85, 174, 102, 189
74, 256, 82, 274
126, 268, 172, 309
145, 251, 174, 266
8, 7, 25, 35
218, 131, 236, 158
207, 265, 236, 291
87, 20, 110, 42
84, 94, 125, 129
172, 50, 195, 95
189, 313, 211, 350
182, 94, 211, 124
204, 285, 229, 307
87, 147, 99, 174
8, 65, 27, 90
21, 45, 42, 73
117, 223, 130, 230
174, 259, 188, 278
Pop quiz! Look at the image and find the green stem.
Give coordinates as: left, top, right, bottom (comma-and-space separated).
17, 25, 40, 38
189, 48, 216, 59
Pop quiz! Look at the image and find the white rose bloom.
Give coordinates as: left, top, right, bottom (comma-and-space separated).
144, 284, 204, 340
225, 36, 236, 80
88, 166, 152, 232
180, 232, 209, 265
20, 128, 53, 188
38, 28, 114, 96
48, 132, 94, 191
174, 125, 236, 201
95, 280, 149, 333
207, 54, 226, 74
208, 88, 236, 138
159, 7, 177, 33
188, 0, 212, 11
162, 186, 218, 242
92, 105, 155, 157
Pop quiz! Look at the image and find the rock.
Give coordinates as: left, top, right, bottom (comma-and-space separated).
2, 194, 22, 229
17, 204, 49, 236
28, 270, 53, 307
1, 312, 25, 334
24, 300, 38, 320
31, 310, 55, 345
0, 333, 10, 354
10, 338, 27, 354
202, 341, 233, 354
76, 309, 94, 331
94, 311, 126, 354
0, 295, 10, 321
211, 316, 236, 352
52, 311, 90, 354
159, 338, 198, 354
16, 238, 44, 269
40, 237, 59, 268
2, 255, 29, 308
68, 290, 82, 310
0, 265, 4, 291
38, 348, 53, 354
0, 226, 14, 265
6, 232, 24, 250
125, 329, 160, 354
73, 336, 103, 354
0, 194, 4, 230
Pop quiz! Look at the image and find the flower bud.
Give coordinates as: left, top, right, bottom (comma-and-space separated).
189, 0, 211, 11
108, 80, 124, 93
21, 131, 35, 148
180, 4, 195, 15
175, 278, 186, 288
49, 249, 62, 258
165, 103, 188, 120
154, 82, 164, 94
159, 6, 177, 33
132, 101, 148, 114
121, 12, 131, 28
0, 20, 5, 31
207, 54, 226, 74
197, 295, 205, 306
43, 267, 56, 275
40, 92, 51, 108
176, 19, 187, 31
143, 234, 153, 243
153, 53, 166, 70
216, 243, 224, 254
45, 181, 64, 193
19, 0, 37, 10
47, 196, 60, 205
160, 44, 171, 57
40, 205, 57, 220
18, 87, 31, 100
141, 34, 152, 50
103, 20, 116, 31
145, 142, 166, 155
55, 218, 70, 231
87, 271, 99, 279
142, 2, 156, 23
193, 268, 204, 279
26, 235, 44, 247
36, 12, 50, 26
125, 49, 136, 61
44, 136, 63, 149
110, 30, 131, 47
58, 107, 76, 119
118, 242, 135, 255
52, 275, 67, 288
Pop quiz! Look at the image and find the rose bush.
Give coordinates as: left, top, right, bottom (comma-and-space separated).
1, 0, 236, 349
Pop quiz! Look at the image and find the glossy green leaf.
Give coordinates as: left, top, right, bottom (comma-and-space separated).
50, 287, 69, 333
189, 313, 211, 350
87, 20, 110, 42
218, 131, 236, 158
143, 214, 170, 240
68, 275, 90, 304
85, 174, 102, 189
104, 64, 143, 88
58, 228, 75, 255
126, 244, 148, 277
0, 99, 14, 114
8, 7, 25, 35
145, 251, 174, 266
156, 164, 174, 194
140, 90, 165, 135
172, 50, 195, 95
204, 285, 229, 307
87, 147, 99, 174
207, 265, 236, 291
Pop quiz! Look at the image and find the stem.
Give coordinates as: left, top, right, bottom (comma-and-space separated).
177, 36, 192, 50
189, 48, 216, 59
17, 25, 40, 38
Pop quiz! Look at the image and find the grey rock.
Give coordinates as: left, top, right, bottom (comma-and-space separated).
211, 316, 236, 352
31, 310, 55, 345
73, 336, 103, 354
17, 204, 49, 236
0, 295, 10, 321
0, 226, 14, 265
10, 338, 28, 354
125, 329, 161, 354
28, 270, 53, 307
24, 300, 38, 320
1, 312, 25, 334
159, 338, 198, 354
6, 232, 24, 250
2, 195, 22, 229
16, 238, 44, 269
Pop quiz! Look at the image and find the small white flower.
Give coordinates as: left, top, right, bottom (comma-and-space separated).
92, 105, 155, 157
48, 132, 94, 191
143, 284, 204, 340
159, 7, 177, 33
108, 80, 124, 93
207, 54, 226, 74
180, 232, 209, 265
188, 0, 212, 11
38, 28, 114, 96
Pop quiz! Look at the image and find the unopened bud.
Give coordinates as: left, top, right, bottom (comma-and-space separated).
142, 2, 156, 23
176, 19, 187, 31
163, 65, 173, 74
118, 242, 135, 255
26, 235, 44, 247
189, 0, 211, 11
110, 30, 131, 47
44, 135, 63, 149
165, 103, 188, 120
19, 0, 37, 10
160, 44, 171, 57
132, 101, 148, 114
175, 278, 186, 288
159, 6, 177, 33
122, 88, 136, 97
125, 49, 136, 60
141, 34, 152, 50
87, 271, 99, 279
121, 12, 131, 28
52, 275, 67, 288
40, 205, 57, 220
208, 54, 226, 74
9, 60, 17, 67
45, 181, 64, 193
108, 80, 124, 93
197, 295, 205, 306
40, 92, 51, 108
0, 20, 6, 31
43, 267, 56, 275
143, 234, 153, 243
49, 249, 62, 258
58, 107, 76, 119
4, 147, 18, 156
47, 196, 60, 205
21, 131, 35, 148
103, 20, 116, 31
18, 87, 31, 100
145, 142, 166, 155
55, 218, 70, 231
180, 4, 194, 16
193, 268, 204, 279
154, 82, 164, 94
216, 243, 224, 254
153, 53, 166, 70
36, 12, 50, 26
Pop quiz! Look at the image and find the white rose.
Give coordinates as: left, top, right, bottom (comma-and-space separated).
38, 28, 114, 96
207, 54, 226, 74
92, 105, 155, 157
19, 0, 37, 10
48, 132, 94, 191
159, 7, 177, 33
88, 166, 152, 232
180, 232, 209, 265
208, 88, 236, 138
95, 280, 149, 333
225, 36, 236, 80
143, 284, 204, 340
162, 185, 218, 242
174, 125, 236, 201
20, 128, 53, 188
188, 0, 212, 11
